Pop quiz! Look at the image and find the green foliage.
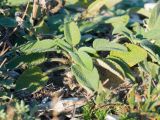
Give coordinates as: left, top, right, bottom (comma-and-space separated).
1, 0, 160, 119
140, 40, 160, 64
0, 17, 17, 27
15, 67, 48, 92
148, 1, 160, 29
71, 64, 99, 92
0, 110, 6, 120
19, 39, 57, 54
64, 21, 81, 46
82, 102, 107, 120
110, 44, 148, 67
93, 39, 128, 52
6, 53, 46, 69
77, 51, 93, 70
7, 0, 28, 6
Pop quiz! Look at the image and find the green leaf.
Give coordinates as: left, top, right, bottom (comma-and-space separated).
69, 51, 93, 70
105, 0, 122, 8
78, 47, 98, 56
69, 51, 84, 66
147, 62, 160, 79
96, 59, 124, 81
79, 15, 108, 33
83, 0, 105, 18
16, 67, 48, 93
0, 17, 17, 27
131, 8, 151, 17
77, 51, 93, 70
96, 59, 125, 88
71, 64, 99, 93
127, 84, 137, 109
105, 15, 131, 35
152, 82, 160, 95
96, 88, 109, 104
7, 0, 28, 6
107, 57, 135, 82
64, 21, 81, 46
57, 39, 73, 52
19, 39, 56, 54
143, 28, 160, 40
105, 15, 130, 26
140, 40, 160, 63
6, 53, 46, 69
110, 44, 147, 67
112, 25, 132, 35
35, 20, 51, 34
93, 39, 128, 52
148, 1, 160, 29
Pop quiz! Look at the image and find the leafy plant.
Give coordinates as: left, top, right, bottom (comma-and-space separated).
1, 0, 160, 119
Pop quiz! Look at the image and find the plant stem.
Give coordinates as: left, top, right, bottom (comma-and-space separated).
44, 65, 68, 75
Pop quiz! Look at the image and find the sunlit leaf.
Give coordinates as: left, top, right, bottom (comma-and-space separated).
105, 0, 122, 8
7, 0, 28, 6
77, 51, 93, 70
19, 39, 57, 54
69, 51, 93, 70
82, 0, 106, 18
148, 1, 160, 29
110, 44, 147, 67
143, 28, 160, 40
71, 64, 99, 93
93, 39, 128, 52
140, 40, 160, 64
105, 15, 130, 26
78, 47, 98, 56
64, 21, 81, 46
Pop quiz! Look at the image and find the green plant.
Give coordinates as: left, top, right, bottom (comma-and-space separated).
1, 0, 160, 119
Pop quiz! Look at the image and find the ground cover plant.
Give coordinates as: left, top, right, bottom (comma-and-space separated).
1, 0, 160, 119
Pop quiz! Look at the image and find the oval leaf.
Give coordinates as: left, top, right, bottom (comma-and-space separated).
110, 44, 147, 67
64, 21, 81, 46
19, 39, 56, 54
77, 51, 93, 70
71, 64, 99, 93
93, 39, 128, 52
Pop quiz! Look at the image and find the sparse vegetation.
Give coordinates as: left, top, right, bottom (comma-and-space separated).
1, 0, 160, 119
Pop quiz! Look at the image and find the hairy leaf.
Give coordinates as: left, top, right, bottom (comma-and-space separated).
93, 39, 128, 52
16, 67, 48, 93
107, 57, 135, 82
96, 59, 124, 81
6, 53, 46, 69
78, 47, 98, 56
64, 21, 81, 46
71, 64, 99, 93
110, 44, 147, 67
77, 51, 93, 70
19, 39, 57, 54
69, 51, 93, 70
